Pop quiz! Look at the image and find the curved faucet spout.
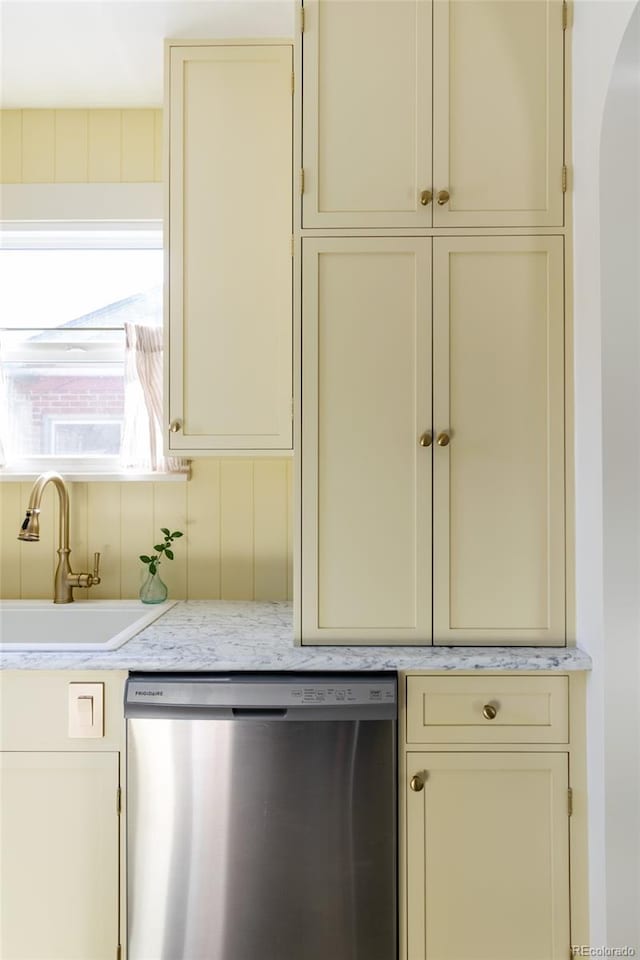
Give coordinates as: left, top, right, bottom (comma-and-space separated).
18, 471, 69, 550
17, 471, 100, 603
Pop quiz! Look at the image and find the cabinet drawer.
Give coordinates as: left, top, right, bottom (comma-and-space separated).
406, 676, 568, 743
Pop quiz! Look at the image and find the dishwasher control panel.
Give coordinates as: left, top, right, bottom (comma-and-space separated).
290, 682, 394, 705
126, 674, 396, 710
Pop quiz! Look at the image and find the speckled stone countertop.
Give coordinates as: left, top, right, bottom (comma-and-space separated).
0, 600, 592, 672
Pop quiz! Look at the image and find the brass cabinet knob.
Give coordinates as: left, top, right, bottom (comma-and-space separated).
410, 775, 425, 792
420, 189, 432, 206
482, 703, 498, 720
436, 189, 450, 205
436, 432, 450, 447
419, 432, 433, 447
169, 420, 182, 433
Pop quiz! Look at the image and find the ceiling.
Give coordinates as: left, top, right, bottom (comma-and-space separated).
0, 1, 294, 108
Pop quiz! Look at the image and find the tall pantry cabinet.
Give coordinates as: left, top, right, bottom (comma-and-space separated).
295, 0, 570, 646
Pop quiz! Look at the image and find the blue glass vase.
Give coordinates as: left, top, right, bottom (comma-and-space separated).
139, 570, 168, 604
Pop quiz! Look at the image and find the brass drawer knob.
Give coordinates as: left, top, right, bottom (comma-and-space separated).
169, 420, 182, 433
420, 189, 432, 206
482, 703, 498, 720
436, 189, 450, 205
437, 432, 450, 447
410, 774, 425, 792
419, 432, 432, 447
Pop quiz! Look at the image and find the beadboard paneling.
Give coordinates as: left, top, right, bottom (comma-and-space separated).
21, 110, 55, 183
87, 109, 122, 182
286, 459, 294, 599
0, 461, 292, 601
254, 460, 290, 601
220, 461, 256, 601
86, 484, 122, 600
152, 480, 188, 601
118, 483, 154, 599
120, 110, 156, 182
19, 481, 56, 599
0, 109, 163, 183
0, 483, 24, 598
0, 111, 22, 183
54, 111, 89, 182
186, 461, 222, 600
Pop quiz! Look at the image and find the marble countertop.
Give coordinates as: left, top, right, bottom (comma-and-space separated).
0, 600, 592, 672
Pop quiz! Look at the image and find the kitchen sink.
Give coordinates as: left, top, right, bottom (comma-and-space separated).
0, 599, 176, 652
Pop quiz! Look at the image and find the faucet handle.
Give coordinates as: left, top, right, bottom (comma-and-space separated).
91, 552, 101, 585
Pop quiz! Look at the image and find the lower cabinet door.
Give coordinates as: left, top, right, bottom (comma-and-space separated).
0, 752, 119, 960
405, 752, 570, 960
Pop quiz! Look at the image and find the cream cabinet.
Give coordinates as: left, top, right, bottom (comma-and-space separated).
1, 753, 119, 960
301, 0, 565, 228
433, 236, 565, 644
166, 42, 293, 454
402, 673, 586, 960
301, 0, 432, 228
0, 671, 125, 960
301, 238, 432, 643
406, 752, 570, 960
300, 237, 565, 645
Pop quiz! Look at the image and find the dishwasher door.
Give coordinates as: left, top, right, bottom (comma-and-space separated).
126, 673, 397, 960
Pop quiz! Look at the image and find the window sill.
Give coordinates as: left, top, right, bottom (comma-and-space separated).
0, 470, 190, 483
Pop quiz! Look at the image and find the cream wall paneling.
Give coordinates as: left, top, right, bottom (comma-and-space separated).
0, 109, 163, 184
300, 0, 565, 228
166, 43, 293, 454
0, 460, 293, 601
299, 236, 565, 645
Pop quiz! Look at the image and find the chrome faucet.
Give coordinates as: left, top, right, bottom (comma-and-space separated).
17, 471, 101, 603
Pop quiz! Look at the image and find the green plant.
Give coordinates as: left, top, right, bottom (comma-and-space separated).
139, 528, 183, 575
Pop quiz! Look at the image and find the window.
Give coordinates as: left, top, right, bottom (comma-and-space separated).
0, 226, 167, 476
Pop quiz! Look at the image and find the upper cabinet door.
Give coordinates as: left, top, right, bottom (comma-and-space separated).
167, 45, 293, 453
433, 0, 565, 227
433, 237, 565, 644
302, 0, 432, 228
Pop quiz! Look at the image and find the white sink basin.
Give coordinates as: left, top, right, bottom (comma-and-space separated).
0, 599, 177, 651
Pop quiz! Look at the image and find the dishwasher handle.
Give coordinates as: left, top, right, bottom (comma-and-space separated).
232, 707, 288, 719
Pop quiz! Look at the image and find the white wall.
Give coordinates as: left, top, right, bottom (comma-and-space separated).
600, 5, 640, 948
573, 0, 639, 946
0, 1, 296, 107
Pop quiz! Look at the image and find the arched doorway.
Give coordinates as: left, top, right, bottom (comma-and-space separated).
600, 3, 640, 948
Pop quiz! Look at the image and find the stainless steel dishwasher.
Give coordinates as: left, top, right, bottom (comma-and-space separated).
125, 672, 397, 960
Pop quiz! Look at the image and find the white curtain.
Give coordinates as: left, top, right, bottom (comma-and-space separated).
120, 322, 188, 474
